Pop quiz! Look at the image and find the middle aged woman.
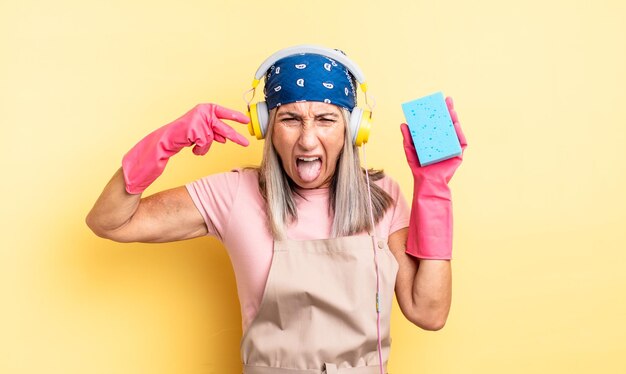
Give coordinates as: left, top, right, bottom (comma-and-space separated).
86, 45, 467, 374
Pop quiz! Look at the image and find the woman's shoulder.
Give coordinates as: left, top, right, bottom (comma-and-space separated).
200, 167, 258, 182
231, 167, 260, 186
187, 168, 260, 197
224, 168, 264, 201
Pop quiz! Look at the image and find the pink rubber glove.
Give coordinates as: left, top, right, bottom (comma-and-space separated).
122, 103, 250, 194
400, 97, 467, 259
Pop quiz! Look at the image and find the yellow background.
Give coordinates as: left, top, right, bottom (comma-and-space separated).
2, 0, 625, 372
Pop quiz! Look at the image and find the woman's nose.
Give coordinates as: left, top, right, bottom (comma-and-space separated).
297, 124, 318, 150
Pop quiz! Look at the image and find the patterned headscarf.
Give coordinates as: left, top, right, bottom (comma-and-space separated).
263, 53, 357, 111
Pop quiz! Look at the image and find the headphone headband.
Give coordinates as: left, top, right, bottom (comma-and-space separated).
252, 45, 367, 90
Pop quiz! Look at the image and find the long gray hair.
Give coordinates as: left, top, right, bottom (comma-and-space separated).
256, 107, 393, 240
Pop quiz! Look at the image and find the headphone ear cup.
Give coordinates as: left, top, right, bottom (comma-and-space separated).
248, 101, 269, 139
349, 107, 372, 146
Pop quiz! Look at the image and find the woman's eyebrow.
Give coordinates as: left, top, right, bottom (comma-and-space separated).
315, 112, 339, 118
277, 112, 302, 119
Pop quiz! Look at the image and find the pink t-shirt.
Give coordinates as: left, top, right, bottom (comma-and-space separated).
185, 169, 409, 331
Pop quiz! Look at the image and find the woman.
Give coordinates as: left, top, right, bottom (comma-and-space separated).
86, 45, 466, 374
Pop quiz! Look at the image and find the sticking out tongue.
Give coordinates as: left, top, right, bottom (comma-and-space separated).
296, 158, 322, 182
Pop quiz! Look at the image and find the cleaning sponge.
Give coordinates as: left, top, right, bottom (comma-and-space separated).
401, 92, 462, 166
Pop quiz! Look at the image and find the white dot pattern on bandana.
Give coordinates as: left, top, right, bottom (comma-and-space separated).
264, 53, 357, 111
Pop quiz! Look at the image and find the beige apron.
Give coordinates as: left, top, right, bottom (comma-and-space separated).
241, 235, 399, 373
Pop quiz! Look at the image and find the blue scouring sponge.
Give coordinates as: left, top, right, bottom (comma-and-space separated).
401, 91, 462, 166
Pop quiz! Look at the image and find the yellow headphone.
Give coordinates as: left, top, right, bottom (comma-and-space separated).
245, 45, 373, 146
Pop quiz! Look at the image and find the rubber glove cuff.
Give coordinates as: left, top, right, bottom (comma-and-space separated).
406, 177, 453, 259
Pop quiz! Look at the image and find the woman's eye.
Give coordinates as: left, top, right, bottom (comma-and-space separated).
281, 118, 300, 126
318, 118, 336, 126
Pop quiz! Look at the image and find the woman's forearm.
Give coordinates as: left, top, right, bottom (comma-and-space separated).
389, 228, 452, 330
85, 167, 141, 237
410, 259, 452, 330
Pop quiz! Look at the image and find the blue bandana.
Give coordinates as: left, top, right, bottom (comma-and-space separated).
263, 53, 357, 111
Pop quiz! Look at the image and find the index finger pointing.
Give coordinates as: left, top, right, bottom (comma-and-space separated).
214, 105, 251, 124
213, 119, 250, 147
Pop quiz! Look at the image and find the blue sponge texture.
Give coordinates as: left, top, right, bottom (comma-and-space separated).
401, 92, 462, 166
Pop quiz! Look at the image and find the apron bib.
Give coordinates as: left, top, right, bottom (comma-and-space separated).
241, 235, 399, 373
